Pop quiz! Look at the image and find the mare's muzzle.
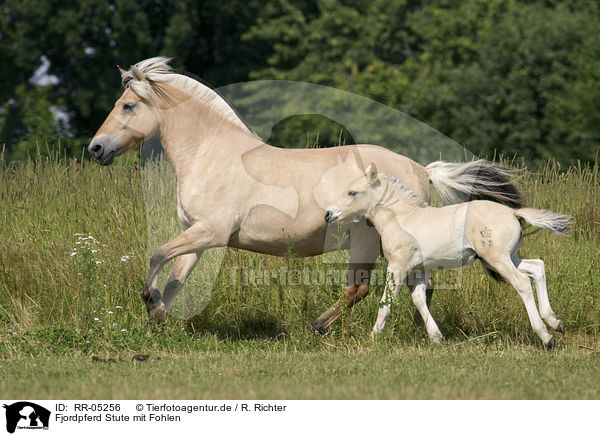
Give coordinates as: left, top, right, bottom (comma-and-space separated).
88, 135, 118, 165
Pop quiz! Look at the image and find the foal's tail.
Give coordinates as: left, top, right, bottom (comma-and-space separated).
425, 160, 523, 208
515, 208, 573, 236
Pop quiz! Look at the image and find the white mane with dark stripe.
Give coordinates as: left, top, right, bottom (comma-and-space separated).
380, 173, 428, 207
120, 56, 253, 134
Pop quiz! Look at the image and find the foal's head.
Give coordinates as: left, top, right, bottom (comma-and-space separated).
324, 163, 379, 224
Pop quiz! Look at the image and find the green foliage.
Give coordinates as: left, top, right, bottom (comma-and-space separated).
0, 85, 62, 160
1, 0, 599, 164
243, 0, 600, 164
406, 2, 600, 163
0, 0, 266, 157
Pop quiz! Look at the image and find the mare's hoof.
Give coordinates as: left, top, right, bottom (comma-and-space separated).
556, 321, 565, 334
148, 303, 167, 324
309, 322, 324, 335
544, 337, 556, 350
309, 302, 342, 334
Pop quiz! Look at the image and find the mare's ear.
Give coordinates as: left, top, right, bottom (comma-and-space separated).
365, 162, 378, 184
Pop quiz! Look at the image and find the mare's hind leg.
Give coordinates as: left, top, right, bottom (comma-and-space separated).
485, 256, 554, 348
310, 220, 379, 333
514, 258, 564, 333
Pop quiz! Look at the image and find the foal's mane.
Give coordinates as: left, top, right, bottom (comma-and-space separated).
380, 173, 428, 207
121, 56, 256, 136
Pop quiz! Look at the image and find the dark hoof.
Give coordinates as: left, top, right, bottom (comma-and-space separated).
148, 303, 167, 323
557, 321, 565, 334
310, 302, 342, 334
544, 337, 556, 350
309, 322, 323, 335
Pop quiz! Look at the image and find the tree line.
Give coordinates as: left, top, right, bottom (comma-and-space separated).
1, 0, 598, 164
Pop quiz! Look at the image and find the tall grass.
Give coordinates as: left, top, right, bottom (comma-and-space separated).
0, 151, 598, 357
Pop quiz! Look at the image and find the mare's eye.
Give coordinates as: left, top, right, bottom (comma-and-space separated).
123, 102, 136, 112
348, 191, 358, 197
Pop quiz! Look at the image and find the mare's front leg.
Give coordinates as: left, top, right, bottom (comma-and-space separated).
146, 252, 200, 322
143, 221, 228, 321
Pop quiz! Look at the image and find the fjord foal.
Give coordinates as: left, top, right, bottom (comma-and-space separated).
325, 163, 571, 348
88, 57, 523, 330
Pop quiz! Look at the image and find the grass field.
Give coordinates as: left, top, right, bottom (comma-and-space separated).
1, 151, 599, 399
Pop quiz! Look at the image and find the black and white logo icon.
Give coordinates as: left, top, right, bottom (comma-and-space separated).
3, 402, 50, 434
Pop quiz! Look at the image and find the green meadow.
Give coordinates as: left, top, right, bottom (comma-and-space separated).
1, 152, 599, 399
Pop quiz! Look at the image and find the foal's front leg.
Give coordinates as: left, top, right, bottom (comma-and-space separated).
371, 266, 406, 335
411, 272, 443, 343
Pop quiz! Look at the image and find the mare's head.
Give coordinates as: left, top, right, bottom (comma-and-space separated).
87, 57, 176, 165
324, 162, 379, 224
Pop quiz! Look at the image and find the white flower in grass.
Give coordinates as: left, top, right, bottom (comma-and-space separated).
120, 255, 130, 262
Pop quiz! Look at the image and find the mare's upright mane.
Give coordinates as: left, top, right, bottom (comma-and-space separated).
121, 56, 255, 135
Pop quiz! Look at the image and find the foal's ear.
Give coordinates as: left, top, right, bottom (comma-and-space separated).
365, 163, 378, 184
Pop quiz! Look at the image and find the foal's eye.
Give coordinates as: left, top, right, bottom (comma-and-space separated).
123, 102, 136, 112
348, 191, 358, 197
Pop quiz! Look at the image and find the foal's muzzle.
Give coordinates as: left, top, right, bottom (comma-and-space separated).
324, 208, 341, 224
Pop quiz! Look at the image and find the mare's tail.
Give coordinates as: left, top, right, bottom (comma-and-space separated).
515, 208, 573, 236
425, 160, 523, 208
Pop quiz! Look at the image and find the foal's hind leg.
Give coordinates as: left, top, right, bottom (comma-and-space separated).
486, 256, 554, 348
514, 258, 564, 333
